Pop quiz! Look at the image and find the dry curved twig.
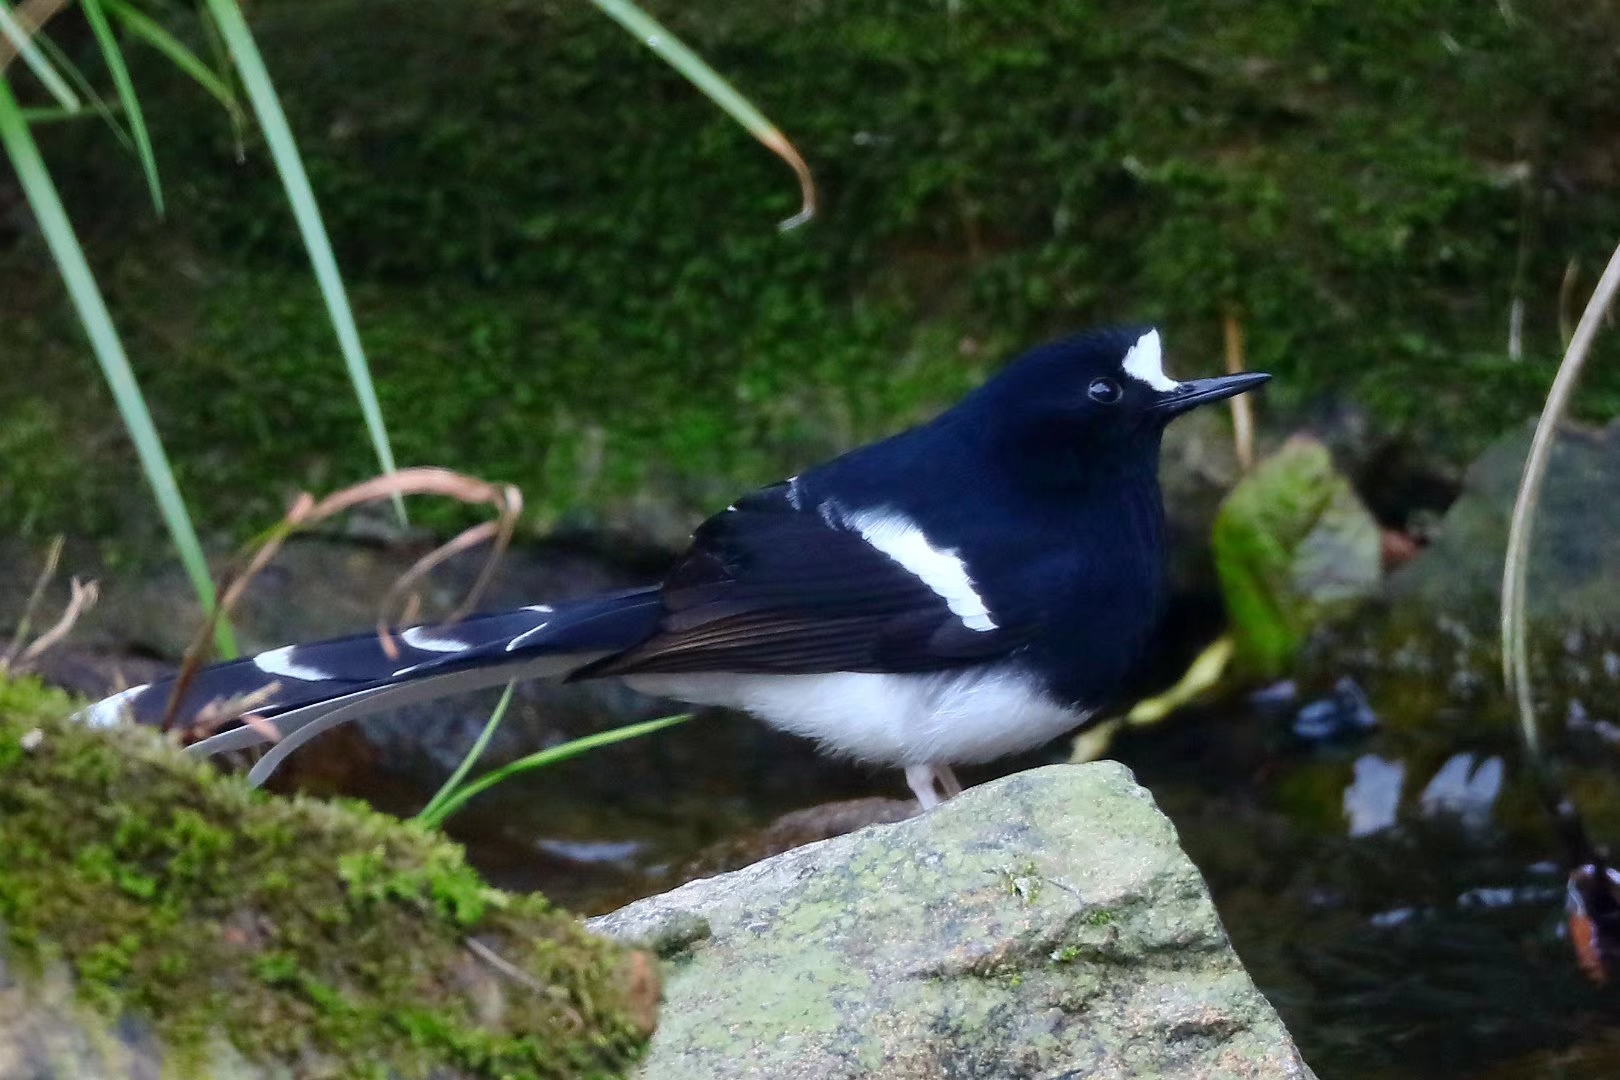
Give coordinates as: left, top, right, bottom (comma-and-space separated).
1500, 241, 1620, 757
162, 468, 524, 731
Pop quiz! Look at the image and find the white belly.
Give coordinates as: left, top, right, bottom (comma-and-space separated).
624, 667, 1088, 767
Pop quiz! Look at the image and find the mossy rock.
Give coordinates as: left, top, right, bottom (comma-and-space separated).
0, 676, 657, 1078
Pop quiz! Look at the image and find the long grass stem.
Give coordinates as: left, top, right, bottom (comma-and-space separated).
416, 680, 517, 824
416, 712, 694, 829
587, 0, 815, 230
0, 0, 77, 109
1501, 240, 1620, 760
202, 0, 406, 524
82, 0, 162, 213
0, 76, 236, 656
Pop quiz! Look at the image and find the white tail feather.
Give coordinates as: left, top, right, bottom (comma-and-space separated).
185, 649, 608, 785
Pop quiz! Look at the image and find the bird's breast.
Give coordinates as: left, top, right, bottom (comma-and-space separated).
624, 666, 1088, 767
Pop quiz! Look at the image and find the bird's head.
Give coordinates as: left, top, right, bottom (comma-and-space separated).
967, 326, 1270, 478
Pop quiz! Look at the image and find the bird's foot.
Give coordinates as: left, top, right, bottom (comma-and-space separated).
905, 763, 963, 809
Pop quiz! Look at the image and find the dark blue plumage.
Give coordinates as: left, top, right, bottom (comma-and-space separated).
82, 326, 1268, 805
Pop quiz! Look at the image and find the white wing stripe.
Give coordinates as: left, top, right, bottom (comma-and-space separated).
843, 507, 998, 632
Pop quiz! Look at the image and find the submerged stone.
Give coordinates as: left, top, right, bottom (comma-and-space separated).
1291, 676, 1379, 743
1389, 418, 1620, 633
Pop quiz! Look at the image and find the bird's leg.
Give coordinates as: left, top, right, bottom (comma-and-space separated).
905, 763, 963, 808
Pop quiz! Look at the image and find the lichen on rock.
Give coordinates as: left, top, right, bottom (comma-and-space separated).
592, 762, 1316, 1080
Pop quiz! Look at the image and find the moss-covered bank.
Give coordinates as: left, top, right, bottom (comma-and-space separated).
6, 0, 1620, 540
0, 677, 655, 1077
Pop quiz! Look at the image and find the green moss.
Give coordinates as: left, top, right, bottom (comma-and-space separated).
7, 0, 1620, 539
0, 676, 654, 1078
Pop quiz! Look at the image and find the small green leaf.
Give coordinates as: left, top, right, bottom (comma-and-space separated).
417, 712, 694, 829
82, 0, 163, 214
416, 680, 516, 824
101, 0, 242, 123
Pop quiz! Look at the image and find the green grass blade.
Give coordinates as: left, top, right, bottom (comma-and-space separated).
416, 679, 516, 824
82, 0, 163, 215
29, 22, 142, 162
0, 1, 80, 111
586, 0, 816, 230
6, 2, 135, 154
415, 712, 694, 829
20, 104, 111, 123
201, 0, 405, 524
101, 0, 241, 124
30, 13, 116, 117
0, 76, 236, 657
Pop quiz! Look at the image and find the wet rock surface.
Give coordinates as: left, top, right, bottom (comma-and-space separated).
1388, 418, 1620, 630
592, 763, 1316, 1080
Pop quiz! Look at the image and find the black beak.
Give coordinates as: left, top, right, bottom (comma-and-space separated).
1152, 371, 1271, 415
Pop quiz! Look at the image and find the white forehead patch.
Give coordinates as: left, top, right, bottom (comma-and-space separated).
843, 507, 998, 632
1121, 329, 1179, 392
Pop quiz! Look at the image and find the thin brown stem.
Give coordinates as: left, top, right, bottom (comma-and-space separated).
162, 469, 523, 733
1223, 311, 1256, 472
2, 534, 62, 670
13, 575, 97, 669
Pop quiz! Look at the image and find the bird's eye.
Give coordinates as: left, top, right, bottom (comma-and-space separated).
1087, 377, 1122, 404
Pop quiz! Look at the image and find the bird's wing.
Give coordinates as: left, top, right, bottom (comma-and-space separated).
583, 483, 1032, 676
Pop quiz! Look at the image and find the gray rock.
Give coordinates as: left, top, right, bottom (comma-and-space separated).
591, 762, 1316, 1080
0, 954, 272, 1080
1389, 418, 1620, 631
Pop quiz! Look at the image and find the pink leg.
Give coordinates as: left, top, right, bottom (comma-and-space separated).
905, 763, 963, 808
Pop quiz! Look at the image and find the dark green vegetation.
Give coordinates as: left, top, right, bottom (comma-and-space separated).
6, 0, 1620, 540
0, 676, 656, 1077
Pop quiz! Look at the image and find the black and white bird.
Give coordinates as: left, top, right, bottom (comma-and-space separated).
82, 327, 1267, 807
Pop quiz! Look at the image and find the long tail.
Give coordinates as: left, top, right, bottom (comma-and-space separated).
76, 588, 664, 785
